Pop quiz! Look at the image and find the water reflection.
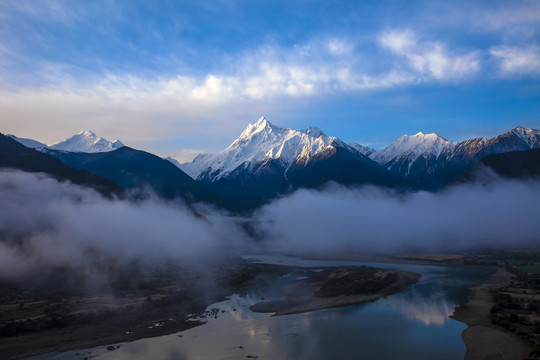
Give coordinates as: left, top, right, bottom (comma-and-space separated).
33, 259, 488, 360
380, 289, 455, 326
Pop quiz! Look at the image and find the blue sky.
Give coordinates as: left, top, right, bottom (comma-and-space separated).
0, 0, 539, 161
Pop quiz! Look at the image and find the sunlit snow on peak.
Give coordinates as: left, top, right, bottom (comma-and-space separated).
180, 117, 341, 180
49, 130, 124, 153
371, 131, 456, 164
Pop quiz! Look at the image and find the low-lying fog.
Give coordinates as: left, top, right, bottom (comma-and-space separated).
0, 170, 245, 281
254, 179, 540, 254
1, 169, 539, 282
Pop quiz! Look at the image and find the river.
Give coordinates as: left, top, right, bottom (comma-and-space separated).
33, 255, 489, 360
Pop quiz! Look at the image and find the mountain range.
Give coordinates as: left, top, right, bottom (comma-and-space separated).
179, 117, 540, 193
179, 117, 401, 208
371, 126, 540, 189
3, 118, 540, 211
3, 131, 226, 207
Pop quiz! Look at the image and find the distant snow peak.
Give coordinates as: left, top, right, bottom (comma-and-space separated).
180, 117, 340, 181
413, 131, 438, 139
49, 130, 124, 153
371, 131, 456, 164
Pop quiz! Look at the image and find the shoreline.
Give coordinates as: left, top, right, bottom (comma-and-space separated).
9, 315, 205, 360
450, 267, 530, 360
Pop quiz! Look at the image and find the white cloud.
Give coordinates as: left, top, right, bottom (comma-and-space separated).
0, 32, 485, 153
490, 45, 540, 75
379, 30, 416, 53
380, 30, 480, 80
190, 75, 236, 100
0, 36, 414, 112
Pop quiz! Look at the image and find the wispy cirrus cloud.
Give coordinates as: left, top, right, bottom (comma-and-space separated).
0, 31, 443, 105
489, 45, 540, 75
0, 33, 424, 156
379, 30, 481, 81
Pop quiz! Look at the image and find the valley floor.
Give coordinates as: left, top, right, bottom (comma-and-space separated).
1, 253, 538, 359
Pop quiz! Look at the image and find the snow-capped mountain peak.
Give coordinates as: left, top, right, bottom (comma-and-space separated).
180, 117, 341, 180
371, 131, 456, 164
49, 130, 124, 153
236, 116, 274, 139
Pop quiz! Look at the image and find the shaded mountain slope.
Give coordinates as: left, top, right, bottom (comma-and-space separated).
458, 148, 540, 182
45, 146, 228, 206
287, 145, 403, 189
0, 133, 123, 196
